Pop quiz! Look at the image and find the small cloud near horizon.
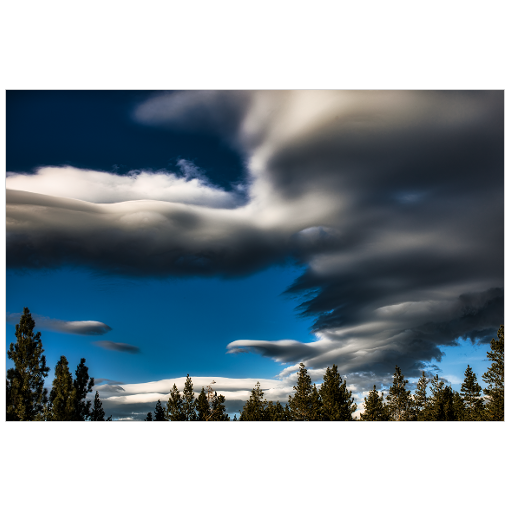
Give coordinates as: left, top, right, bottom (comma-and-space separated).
94, 340, 141, 354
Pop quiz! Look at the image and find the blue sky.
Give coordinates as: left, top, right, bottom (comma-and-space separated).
5, 90, 504, 419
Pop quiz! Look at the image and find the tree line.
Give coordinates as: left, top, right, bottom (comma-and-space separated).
5, 308, 504, 421
146, 326, 504, 421
6, 308, 111, 421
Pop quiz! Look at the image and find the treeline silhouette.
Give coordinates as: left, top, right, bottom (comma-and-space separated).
6, 308, 111, 421
5, 308, 504, 421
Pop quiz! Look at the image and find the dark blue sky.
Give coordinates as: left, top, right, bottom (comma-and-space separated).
6, 90, 504, 420
7, 90, 245, 189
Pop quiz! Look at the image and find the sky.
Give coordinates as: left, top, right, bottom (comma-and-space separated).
5, 90, 504, 420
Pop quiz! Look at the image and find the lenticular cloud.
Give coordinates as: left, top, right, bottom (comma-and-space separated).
6, 313, 112, 336
6, 163, 241, 209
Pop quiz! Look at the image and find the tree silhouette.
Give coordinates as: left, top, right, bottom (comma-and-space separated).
482, 325, 504, 421
6, 308, 50, 420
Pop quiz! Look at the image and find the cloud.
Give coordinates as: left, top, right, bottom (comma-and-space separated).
94, 341, 140, 354
228, 288, 503, 384
6, 90, 503, 391
94, 375, 296, 419
6, 312, 112, 336
6, 163, 242, 209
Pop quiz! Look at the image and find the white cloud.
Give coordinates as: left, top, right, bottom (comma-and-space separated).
6, 164, 241, 209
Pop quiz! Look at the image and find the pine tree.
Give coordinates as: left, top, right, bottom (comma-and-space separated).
72, 358, 94, 421
6, 307, 50, 420
309, 384, 322, 420
424, 375, 457, 421
92, 393, 112, 420
196, 387, 209, 421
209, 392, 230, 421
154, 399, 166, 421
360, 385, 388, 421
49, 355, 77, 421
288, 363, 314, 421
452, 390, 465, 421
145, 412, 153, 421
90, 391, 106, 421
482, 325, 504, 421
319, 364, 356, 420
267, 401, 289, 421
460, 365, 484, 421
182, 374, 197, 421
386, 366, 412, 421
413, 372, 428, 420
240, 382, 269, 421
166, 384, 185, 421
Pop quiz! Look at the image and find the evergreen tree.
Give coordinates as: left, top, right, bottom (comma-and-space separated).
209, 392, 230, 421
460, 365, 484, 421
288, 363, 314, 421
72, 358, 94, 421
240, 382, 269, 421
309, 384, 322, 420
154, 399, 166, 421
267, 401, 289, 421
49, 355, 77, 421
6, 378, 17, 421
452, 390, 465, 421
424, 375, 457, 420
196, 387, 210, 421
90, 391, 113, 421
319, 364, 356, 420
413, 372, 428, 420
182, 374, 197, 421
386, 366, 412, 421
166, 384, 185, 421
6, 307, 50, 420
90, 391, 106, 421
482, 325, 504, 421
360, 385, 388, 421
145, 412, 153, 421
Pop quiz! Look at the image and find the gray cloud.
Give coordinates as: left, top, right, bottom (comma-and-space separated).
94, 341, 141, 354
6, 90, 503, 392
6, 312, 112, 336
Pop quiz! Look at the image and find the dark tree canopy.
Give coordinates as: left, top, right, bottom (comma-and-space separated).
482, 325, 504, 421
49, 356, 77, 421
288, 363, 314, 421
460, 365, 484, 421
182, 374, 197, 421
6, 307, 50, 421
196, 387, 210, 421
386, 366, 413, 421
166, 384, 185, 421
73, 358, 94, 421
240, 382, 269, 421
360, 385, 388, 421
154, 399, 166, 421
319, 364, 356, 421
91, 391, 106, 421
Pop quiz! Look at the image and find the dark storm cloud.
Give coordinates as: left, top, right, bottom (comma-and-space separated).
94, 341, 141, 354
6, 312, 112, 336
6, 91, 504, 391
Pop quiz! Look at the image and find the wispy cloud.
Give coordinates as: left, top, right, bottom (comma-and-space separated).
94, 341, 140, 354
6, 312, 112, 336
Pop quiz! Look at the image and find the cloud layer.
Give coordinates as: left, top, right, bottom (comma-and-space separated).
7, 90, 504, 392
